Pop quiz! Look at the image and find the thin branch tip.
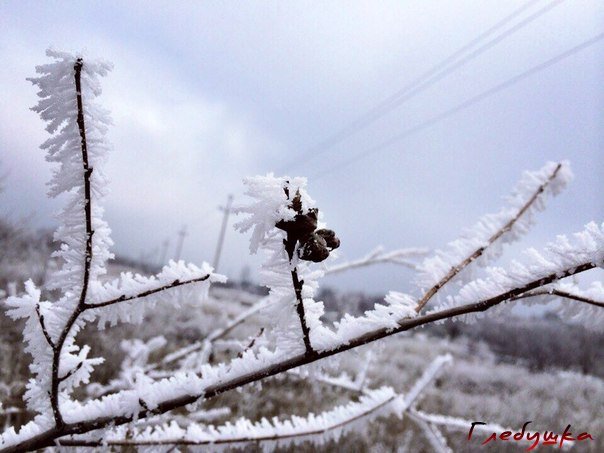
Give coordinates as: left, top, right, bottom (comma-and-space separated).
416, 162, 566, 313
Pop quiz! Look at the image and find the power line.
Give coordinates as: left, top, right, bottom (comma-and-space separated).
309, 31, 604, 180
283, 0, 564, 172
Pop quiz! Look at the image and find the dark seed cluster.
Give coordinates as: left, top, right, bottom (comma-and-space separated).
276, 188, 340, 263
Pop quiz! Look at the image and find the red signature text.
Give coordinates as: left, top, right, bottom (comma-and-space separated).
468, 421, 593, 451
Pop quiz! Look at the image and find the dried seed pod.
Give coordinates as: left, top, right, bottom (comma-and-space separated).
298, 233, 330, 262
315, 229, 340, 250
276, 209, 318, 240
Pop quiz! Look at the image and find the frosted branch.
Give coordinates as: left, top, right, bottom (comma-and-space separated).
428, 221, 604, 322
56, 387, 399, 448
407, 411, 452, 453
416, 162, 570, 312
86, 274, 211, 309
513, 286, 604, 309
354, 350, 373, 391
160, 296, 271, 367
162, 244, 425, 370
0, 50, 222, 451
512, 280, 604, 330
65, 355, 451, 450
324, 246, 428, 275
401, 354, 452, 409
44, 58, 95, 429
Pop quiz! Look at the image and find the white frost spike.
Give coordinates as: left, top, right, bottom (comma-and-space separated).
416, 161, 572, 291
234, 173, 316, 254
384, 291, 418, 315
306, 290, 418, 352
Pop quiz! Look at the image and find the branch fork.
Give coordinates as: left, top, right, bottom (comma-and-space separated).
276, 187, 340, 357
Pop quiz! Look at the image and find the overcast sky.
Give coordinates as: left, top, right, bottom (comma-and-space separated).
1, 0, 602, 295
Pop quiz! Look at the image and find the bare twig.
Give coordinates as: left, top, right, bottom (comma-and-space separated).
325, 247, 428, 275
512, 288, 604, 309
290, 268, 314, 356
58, 362, 83, 383
415, 163, 562, 313
279, 189, 314, 356
35, 304, 55, 350
237, 328, 265, 359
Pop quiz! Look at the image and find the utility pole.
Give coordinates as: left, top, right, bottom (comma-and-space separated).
174, 225, 187, 261
158, 238, 170, 267
213, 194, 233, 272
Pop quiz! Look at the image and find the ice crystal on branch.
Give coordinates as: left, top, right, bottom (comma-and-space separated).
89, 260, 224, 329
29, 49, 114, 294
5, 49, 115, 418
235, 174, 317, 254
2, 49, 222, 446
555, 281, 604, 330
416, 161, 573, 293
235, 174, 418, 355
54, 387, 399, 451
514, 280, 604, 331
235, 174, 330, 355
429, 221, 604, 322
